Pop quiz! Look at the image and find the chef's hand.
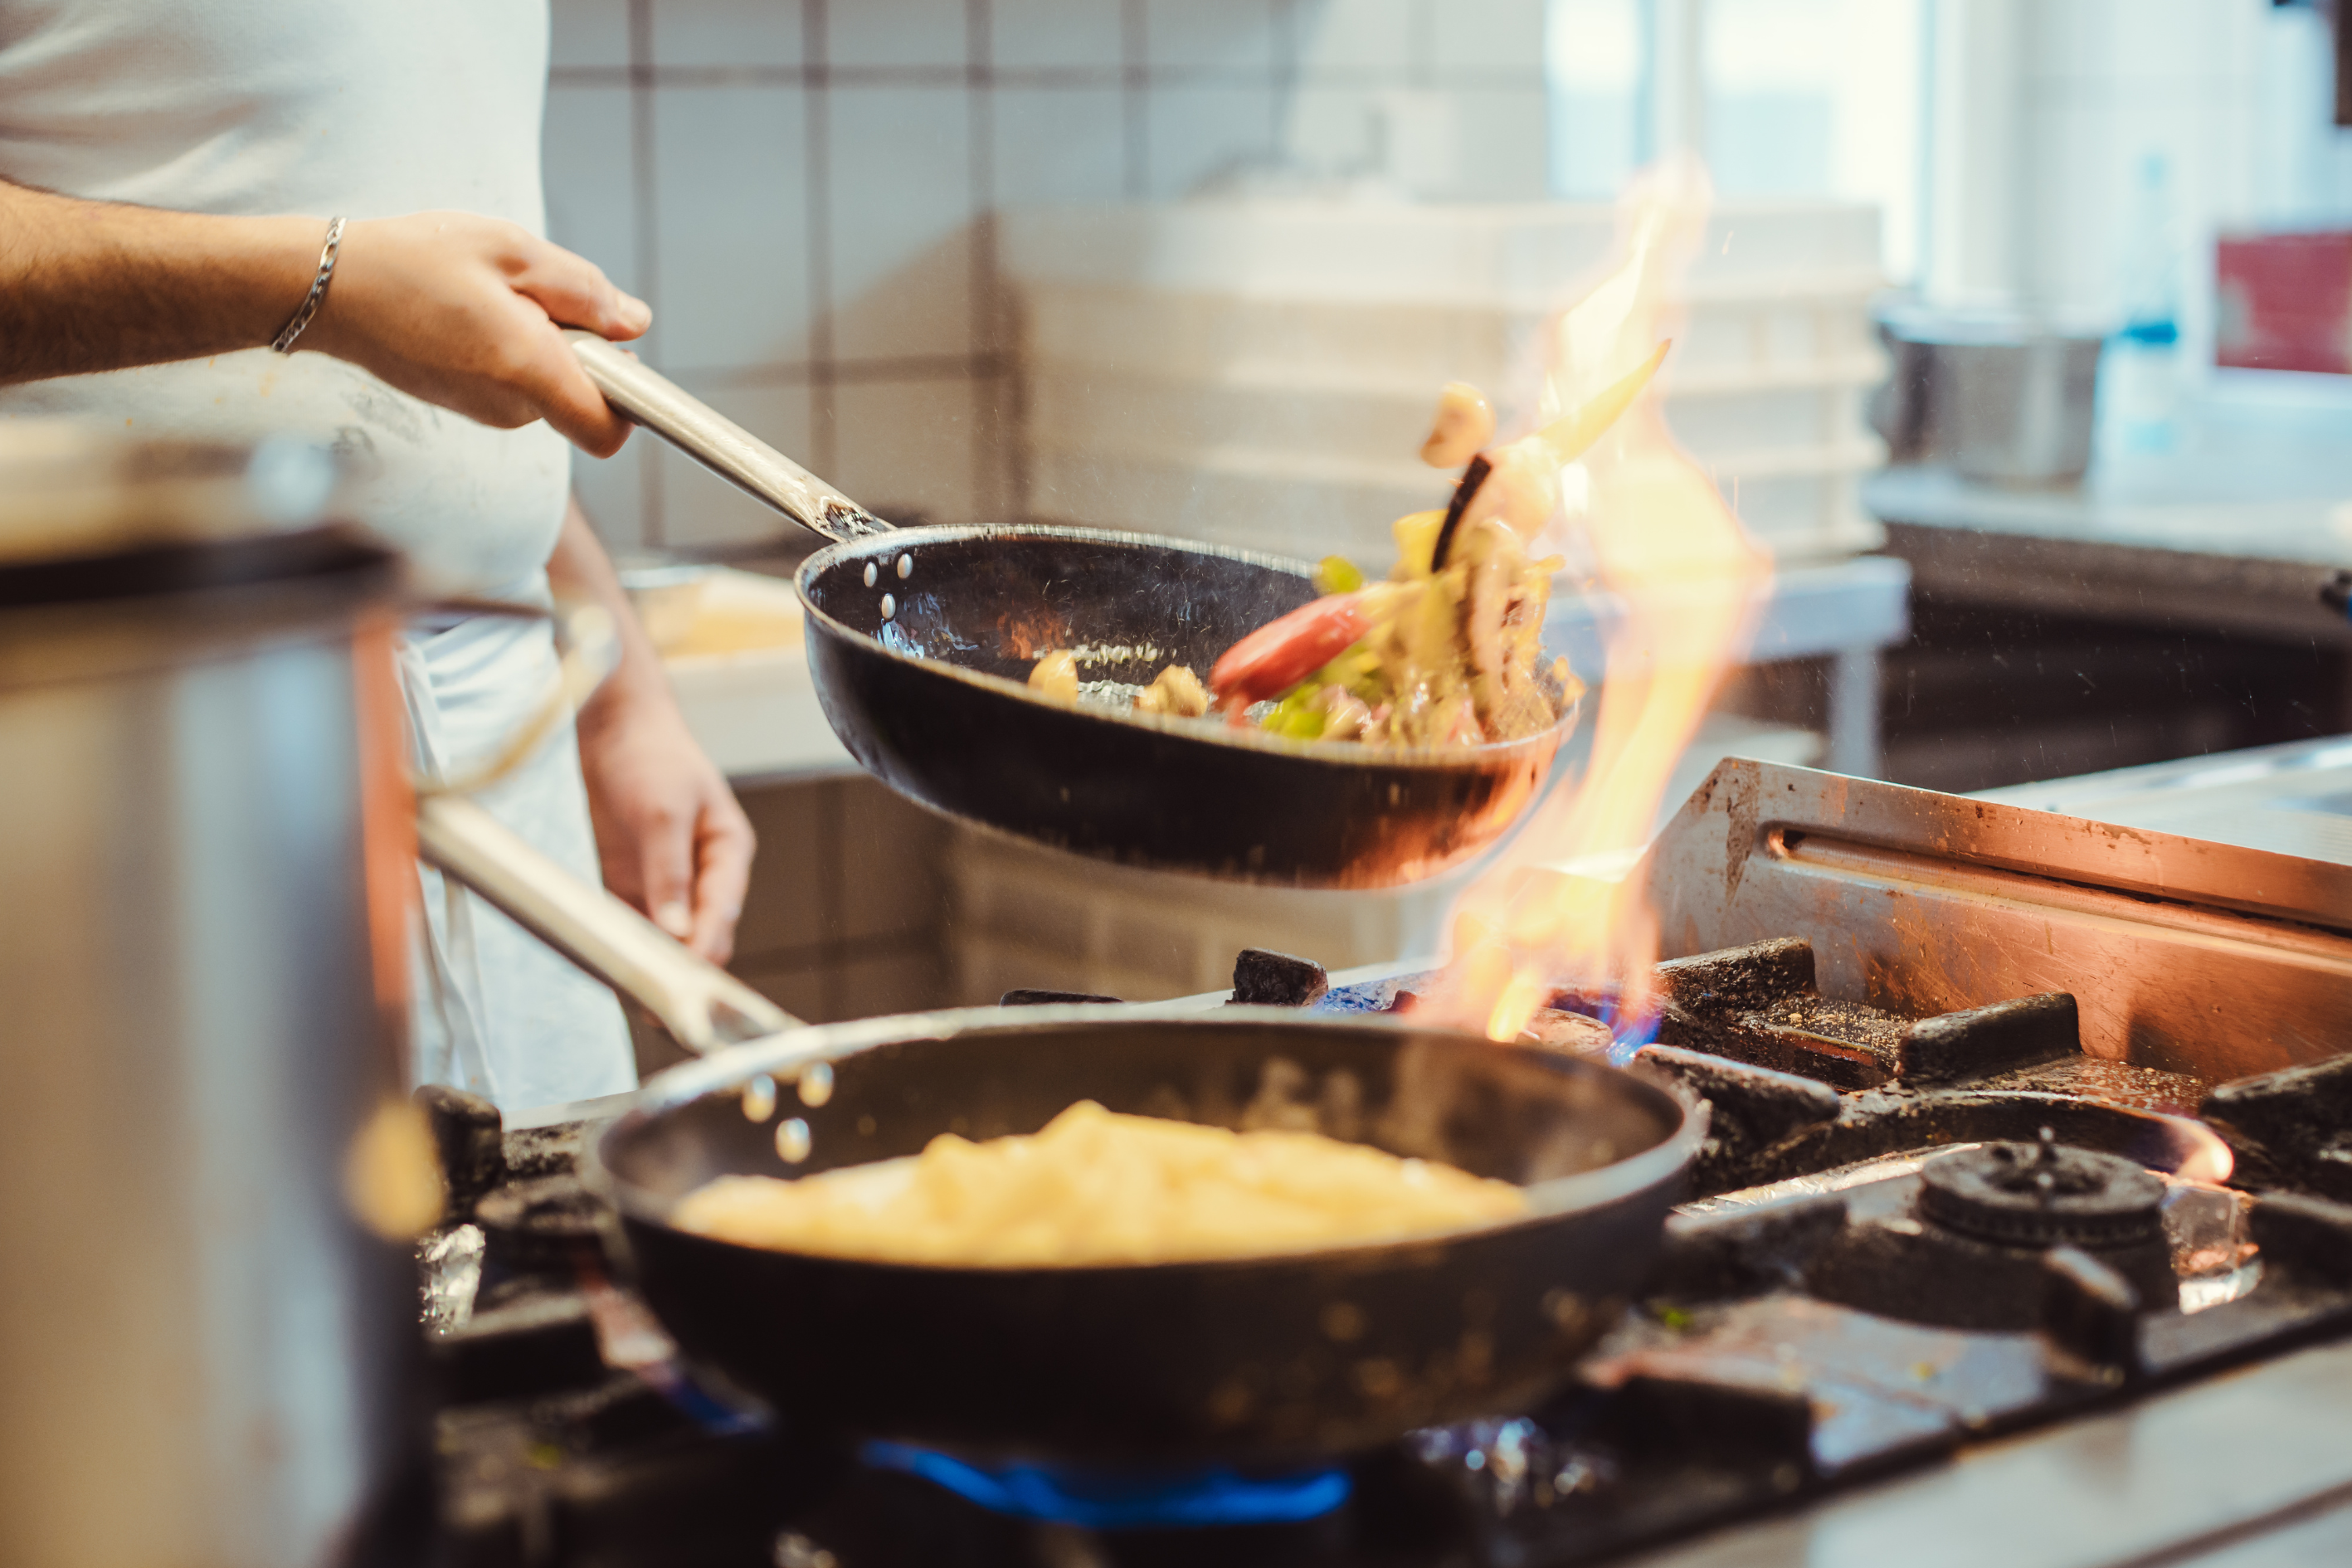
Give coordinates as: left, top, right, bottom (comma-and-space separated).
302, 212, 649, 457
576, 674, 757, 964
549, 502, 757, 963
0, 183, 640, 448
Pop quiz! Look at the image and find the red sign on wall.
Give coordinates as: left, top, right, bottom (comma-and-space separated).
2215, 231, 2352, 376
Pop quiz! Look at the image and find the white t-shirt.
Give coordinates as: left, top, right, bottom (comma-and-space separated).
0, 0, 572, 592
0, 0, 637, 1111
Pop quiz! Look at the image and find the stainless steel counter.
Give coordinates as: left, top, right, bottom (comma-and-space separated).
1863, 393, 2352, 648
1975, 733, 2352, 869
1627, 1334, 2352, 1568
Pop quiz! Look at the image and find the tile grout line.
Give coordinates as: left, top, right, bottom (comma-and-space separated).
1271, 0, 1299, 153
803, 0, 838, 484
1122, 0, 1148, 198
552, 62, 1489, 90
627, 0, 664, 548
967, 0, 1001, 525
818, 780, 845, 1020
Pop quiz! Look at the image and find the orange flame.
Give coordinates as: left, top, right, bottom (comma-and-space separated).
1423, 158, 1772, 1049
2170, 1120, 2236, 1187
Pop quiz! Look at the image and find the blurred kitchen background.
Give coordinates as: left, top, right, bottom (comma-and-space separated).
543, 0, 2352, 1051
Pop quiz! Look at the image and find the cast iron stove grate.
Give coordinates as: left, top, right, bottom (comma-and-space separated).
418, 938, 2352, 1567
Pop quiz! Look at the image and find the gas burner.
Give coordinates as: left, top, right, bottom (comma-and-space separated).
1916, 1137, 2165, 1251
430, 912, 2352, 1565
1794, 1146, 2185, 1334
857, 1443, 1351, 1529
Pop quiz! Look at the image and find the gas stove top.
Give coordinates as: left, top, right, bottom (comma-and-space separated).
419, 760, 2352, 1568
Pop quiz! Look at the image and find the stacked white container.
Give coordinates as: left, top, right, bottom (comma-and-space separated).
1002, 200, 1888, 567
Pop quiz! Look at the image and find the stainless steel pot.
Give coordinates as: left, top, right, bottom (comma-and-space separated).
0, 424, 428, 1568
1869, 307, 2106, 486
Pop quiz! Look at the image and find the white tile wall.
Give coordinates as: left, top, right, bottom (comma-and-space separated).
552, 0, 632, 67
547, 0, 1551, 553
573, 431, 650, 548
833, 0, 972, 70
991, 0, 1125, 71
658, 382, 816, 546
1143, 0, 1278, 75
652, 0, 803, 68
830, 377, 984, 523
728, 775, 958, 1025
1144, 84, 1279, 194
649, 85, 813, 371
1293, 0, 1417, 79
826, 86, 978, 361
1986, 0, 2304, 387
992, 86, 1127, 202
541, 85, 641, 299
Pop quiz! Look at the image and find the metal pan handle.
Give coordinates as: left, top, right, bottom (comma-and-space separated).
565, 330, 895, 546
415, 791, 800, 1054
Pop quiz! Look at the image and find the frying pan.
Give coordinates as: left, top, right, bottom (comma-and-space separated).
417, 792, 1701, 1465
567, 334, 1576, 889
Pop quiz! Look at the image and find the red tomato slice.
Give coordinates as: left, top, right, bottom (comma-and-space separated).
1210, 593, 1371, 706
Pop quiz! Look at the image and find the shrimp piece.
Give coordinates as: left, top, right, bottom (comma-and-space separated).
1133, 664, 1210, 718
1028, 649, 1080, 703
1420, 382, 1496, 467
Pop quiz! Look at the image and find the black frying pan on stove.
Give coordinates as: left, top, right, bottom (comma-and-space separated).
592, 1006, 1697, 1467
415, 793, 1699, 1467
567, 334, 1575, 889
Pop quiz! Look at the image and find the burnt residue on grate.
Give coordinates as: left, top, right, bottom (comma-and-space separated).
2202, 1055, 2352, 1200
502, 1122, 590, 1182
2004, 1057, 2208, 1118
1649, 939, 2151, 1107
1767, 998, 1906, 1053
1654, 937, 1818, 1020
1656, 940, 1926, 1090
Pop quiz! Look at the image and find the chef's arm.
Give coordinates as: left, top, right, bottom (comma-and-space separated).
0, 178, 648, 456
550, 501, 757, 964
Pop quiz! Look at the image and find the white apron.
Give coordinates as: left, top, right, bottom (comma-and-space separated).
0, 0, 637, 1110
398, 584, 636, 1113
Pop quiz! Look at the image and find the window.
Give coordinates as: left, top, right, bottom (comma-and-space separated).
1546, 0, 1926, 284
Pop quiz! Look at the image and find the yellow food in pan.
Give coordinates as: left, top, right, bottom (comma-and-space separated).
672, 1100, 1526, 1267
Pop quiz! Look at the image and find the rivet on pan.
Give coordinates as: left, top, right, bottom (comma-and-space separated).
896, 553, 912, 579
863, 562, 878, 589
776, 1118, 811, 1164
742, 1074, 777, 1122
796, 1062, 834, 1108
880, 592, 896, 620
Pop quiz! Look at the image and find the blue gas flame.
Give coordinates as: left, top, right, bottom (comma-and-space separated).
859, 1442, 1351, 1529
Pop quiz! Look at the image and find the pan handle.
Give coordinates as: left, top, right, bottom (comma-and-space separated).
566, 330, 894, 547
416, 791, 801, 1054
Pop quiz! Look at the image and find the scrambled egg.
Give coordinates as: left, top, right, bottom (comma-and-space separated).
672, 1100, 1526, 1267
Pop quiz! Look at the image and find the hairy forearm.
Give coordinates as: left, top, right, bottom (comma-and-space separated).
0, 178, 319, 383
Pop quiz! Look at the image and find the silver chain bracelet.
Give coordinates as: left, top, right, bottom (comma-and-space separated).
270, 216, 346, 354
